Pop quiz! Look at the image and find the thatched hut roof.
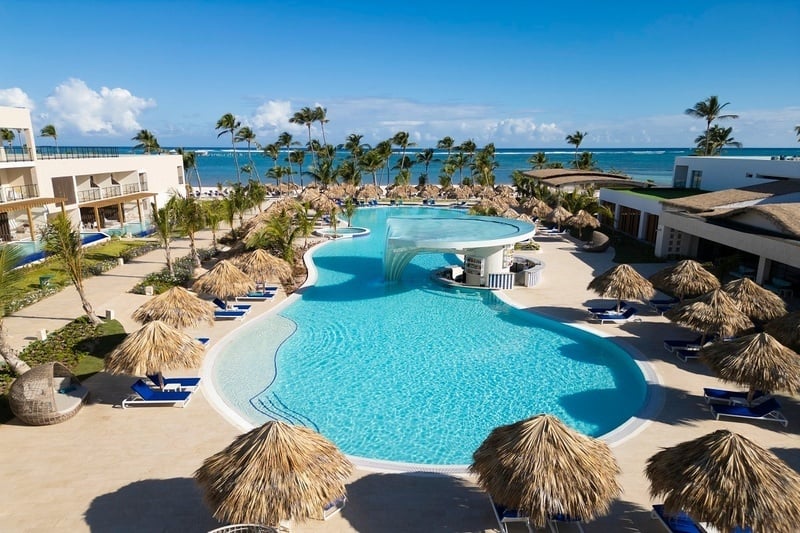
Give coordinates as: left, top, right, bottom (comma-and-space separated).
723, 277, 787, 323
646, 430, 800, 533
470, 414, 620, 528
664, 289, 753, 340
765, 311, 800, 352
192, 260, 256, 302
105, 320, 205, 376
661, 179, 800, 213
648, 260, 720, 301
546, 205, 572, 224
195, 421, 353, 527
521, 169, 646, 188
567, 209, 600, 230
588, 264, 655, 311
131, 286, 215, 329
357, 184, 382, 199
232, 249, 293, 284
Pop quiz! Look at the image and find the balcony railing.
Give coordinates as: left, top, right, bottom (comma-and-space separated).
103, 185, 122, 199
0, 183, 39, 203
122, 183, 141, 194
36, 146, 119, 159
77, 188, 102, 203
0, 146, 34, 163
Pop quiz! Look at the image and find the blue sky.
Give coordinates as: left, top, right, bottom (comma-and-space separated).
2, 0, 799, 148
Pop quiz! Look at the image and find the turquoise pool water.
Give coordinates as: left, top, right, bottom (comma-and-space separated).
6, 232, 109, 266
103, 222, 153, 237
214, 206, 647, 466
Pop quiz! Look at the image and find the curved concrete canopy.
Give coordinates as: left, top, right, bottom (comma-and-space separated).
384, 216, 536, 280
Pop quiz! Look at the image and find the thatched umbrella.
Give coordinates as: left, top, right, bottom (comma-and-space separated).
195, 421, 353, 528
131, 286, 215, 329
523, 197, 549, 213
723, 277, 787, 323
299, 187, 321, 203
531, 202, 553, 219
233, 248, 293, 285
699, 331, 800, 402
192, 260, 256, 304
765, 311, 800, 352
546, 205, 572, 231
566, 209, 600, 240
646, 430, 800, 533
516, 213, 536, 225
357, 184, 382, 200
470, 414, 620, 529
419, 184, 440, 199
587, 263, 655, 312
105, 320, 205, 387
500, 208, 519, 219
649, 259, 720, 302
664, 289, 753, 343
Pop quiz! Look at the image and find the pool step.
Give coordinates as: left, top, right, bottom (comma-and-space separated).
250, 392, 319, 431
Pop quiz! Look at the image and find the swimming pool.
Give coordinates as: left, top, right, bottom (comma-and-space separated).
6, 232, 109, 266
102, 222, 154, 238
212, 207, 648, 467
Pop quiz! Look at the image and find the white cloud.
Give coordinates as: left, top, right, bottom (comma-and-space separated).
44, 78, 155, 135
251, 100, 297, 131
0, 87, 35, 109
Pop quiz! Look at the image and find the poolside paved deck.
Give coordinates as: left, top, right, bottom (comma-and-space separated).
1, 227, 798, 532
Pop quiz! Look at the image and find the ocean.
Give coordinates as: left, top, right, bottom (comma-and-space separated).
127, 147, 800, 189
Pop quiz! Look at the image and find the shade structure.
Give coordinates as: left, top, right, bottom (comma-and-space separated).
195, 421, 353, 527
587, 263, 655, 312
566, 209, 600, 239
470, 414, 620, 528
765, 310, 800, 352
523, 197, 549, 214
192, 260, 256, 303
105, 320, 205, 377
418, 184, 440, 198
722, 277, 787, 323
698, 331, 800, 399
388, 184, 417, 199
357, 184, 382, 199
648, 259, 720, 301
646, 429, 800, 533
310, 194, 337, 214
232, 248, 292, 285
664, 289, 753, 341
530, 202, 553, 219
131, 286, 215, 329
546, 205, 572, 230
298, 187, 321, 203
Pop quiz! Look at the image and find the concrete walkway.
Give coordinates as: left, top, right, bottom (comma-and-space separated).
0, 229, 798, 532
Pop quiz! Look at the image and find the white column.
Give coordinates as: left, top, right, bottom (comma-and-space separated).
756, 257, 770, 285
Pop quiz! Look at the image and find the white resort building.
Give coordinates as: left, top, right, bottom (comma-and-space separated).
0, 105, 185, 242
599, 154, 800, 292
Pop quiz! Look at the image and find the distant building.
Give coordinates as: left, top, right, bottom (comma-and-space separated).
0, 106, 185, 242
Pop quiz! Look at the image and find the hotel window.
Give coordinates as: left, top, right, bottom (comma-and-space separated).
139, 172, 148, 191
690, 170, 702, 189
177, 166, 184, 185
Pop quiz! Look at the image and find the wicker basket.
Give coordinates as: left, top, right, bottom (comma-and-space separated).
8, 362, 88, 425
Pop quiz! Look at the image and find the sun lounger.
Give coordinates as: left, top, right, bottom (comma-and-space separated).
255, 284, 279, 291
710, 397, 787, 427
651, 504, 704, 533
236, 291, 275, 301
674, 348, 702, 362
703, 388, 768, 406
314, 495, 347, 520
214, 309, 247, 321
213, 297, 251, 312
548, 514, 584, 532
490, 497, 533, 533
663, 336, 705, 353
587, 301, 629, 315
589, 306, 639, 324
649, 297, 678, 314
122, 379, 193, 408
196, 337, 210, 347
146, 374, 201, 390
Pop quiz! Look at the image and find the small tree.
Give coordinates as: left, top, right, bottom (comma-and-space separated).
170, 195, 206, 268
204, 199, 225, 251
0, 245, 31, 375
42, 214, 101, 325
342, 198, 357, 226
151, 202, 176, 276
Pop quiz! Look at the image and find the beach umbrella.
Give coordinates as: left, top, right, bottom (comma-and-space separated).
546, 205, 572, 231
105, 320, 205, 386
311, 194, 337, 215
648, 260, 720, 302
765, 310, 800, 352
323, 184, 346, 200
523, 197, 548, 213
646, 429, 800, 533
418, 184, 440, 199
495, 184, 515, 197
195, 420, 353, 528
131, 286, 215, 329
566, 209, 600, 240
515, 213, 536, 225
587, 263, 655, 312
723, 277, 787, 323
299, 187, 321, 203
233, 248, 293, 285
531, 202, 553, 219
357, 184, 382, 199
664, 289, 753, 343
192, 260, 256, 304
474, 185, 496, 199
470, 414, 621, 529
500, 208, 520, 219
698, 331, 800, 402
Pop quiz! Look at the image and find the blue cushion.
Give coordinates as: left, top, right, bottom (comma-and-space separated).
652, 505, 703, 533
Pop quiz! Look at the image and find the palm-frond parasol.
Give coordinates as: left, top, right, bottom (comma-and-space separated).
648, 260, 720, 302
105, 320, 205, 380
131, 286, 215, 329
192, 260, 256, 304
523, 197, 549, 213
765, 310, 800, 352
698, 332, 800, 401
546, 205, 572, 231
195, 421, 353, 527
357, 184, 382, 199
470, 414, 620, 528
722, 277, 787, 323
232, 248, 293, 285
299, 187, 321, 203
531, 202, 553, 219
646, 430, 800, 533
566, 209, 600, 240
588, 264, 655, 312
664, 289, 753, 343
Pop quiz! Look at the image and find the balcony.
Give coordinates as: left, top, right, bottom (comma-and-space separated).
77, 188, 102, 203
102, 185, 122, 198
0, 146, 34, 163
122, 183, 141, 194
36, 146, 119, 160
0, 183, 39, 203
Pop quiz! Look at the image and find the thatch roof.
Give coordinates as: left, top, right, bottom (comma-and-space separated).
195, 421, 353, 527
646, 430, 800, 533
765, 311, 800, 352
588, 264, 655, 311
232, 249, 293, 284
105, 320, 205, 376
664, 289, 753, 340
521, 169, 647, 189
649, 260, 720, 301
722, 277, 787, 323
567, 209, 600, 229
192, 260, 256, 302
699, 332, 800, 396
546, 205, 572, 224
357, 184, 382, 199
707, 202, 800, 239
470, 414, 620, 528
522, 197, 549, 213
131, 286, 215, 329
662, 179, 800, 213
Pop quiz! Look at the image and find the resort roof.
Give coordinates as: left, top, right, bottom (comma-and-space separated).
707, 203, 800, 240
79, 191, 156, 209
521, 169, 650, 189
662, 180, 800, 213
0, 196, 66, 213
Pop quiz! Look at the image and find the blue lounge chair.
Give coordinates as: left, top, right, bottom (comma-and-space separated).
703, 388, 768, 406
255, 284, 279, 291
674, 348, 702, 363
663, 336, 705, 353
651, 504, 704, 533
122, 380, 193, 408
196, 337, 210, 347
236, 291, 275, 301
710, 397, 787, 427
648, 297, 678, 312
490, 497, 533, 533
213, 297, 251, 312
146, 374, 201, 390
214, 309, 247, 321
590, 306, 639, 324
548, 514, 584, 532
315, 495, 347, 520
587, 301, 629, 315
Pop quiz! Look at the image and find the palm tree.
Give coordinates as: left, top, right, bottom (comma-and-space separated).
288, 150, 306, 187
169, 195, 206, 267
179, 148, 202, 192
359, 149, 384, 187
277, 131, 300, 183
40, 124, 58, 152
0, 244, 31, 375
416, 148, 437, 185
565, 131, 587, 167
391, 131, 416, 183
694, 125, 742, 156
459, 139, 477, 163
151, 202, 176, 276
235, 126, 260, 183
204, 199, 225, 251
437, 136, 455, 159
305, 157, 339, 187
0, 128, 14, 149
471, 146, 498, 186
41, 214, 101, 325
290, 107, 316, 165
338, 159, 360, 186
450, 152, 468, 186
267, 165, 290, 192
438, 161, 455, 188
685, 96, 739, 156
342, 133, 369, 161
246, 178, 267, 212
392, 156, 414, 185
794, 125, 799, 142
216, 113, 242, 182
246, 207, 303, 263
528, 152, 548, 169
132, 129, 160, 154
225, 182, 252, 228
313, 106, 329, 146
573, 151, 599, 170
375, 140, 393, 185
262, 142, 280, 171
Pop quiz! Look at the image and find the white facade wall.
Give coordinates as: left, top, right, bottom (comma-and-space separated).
672, 156, 800, 191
